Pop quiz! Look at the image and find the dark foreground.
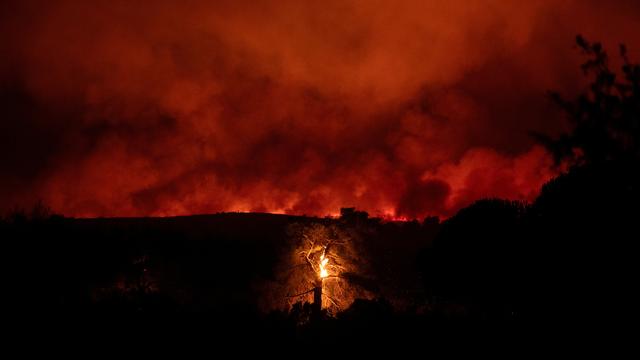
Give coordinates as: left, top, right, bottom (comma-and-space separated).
3, 160, 638, 345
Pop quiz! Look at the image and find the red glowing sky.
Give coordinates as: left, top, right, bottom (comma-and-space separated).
1, 0, 639, 219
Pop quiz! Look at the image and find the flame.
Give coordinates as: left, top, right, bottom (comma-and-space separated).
319, 254, 329, 278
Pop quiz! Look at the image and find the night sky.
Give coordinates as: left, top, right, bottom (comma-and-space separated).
1, 0, 639, 219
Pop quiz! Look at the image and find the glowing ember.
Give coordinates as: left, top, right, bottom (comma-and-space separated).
319, 254, 329, 278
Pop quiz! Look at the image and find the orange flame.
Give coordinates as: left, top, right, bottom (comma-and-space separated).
319, 254, 329, 278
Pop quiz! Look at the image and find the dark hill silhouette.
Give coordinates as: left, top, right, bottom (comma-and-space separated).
420, 199, 529, 319
2, 210, 438, 317
529, 161, 639, 319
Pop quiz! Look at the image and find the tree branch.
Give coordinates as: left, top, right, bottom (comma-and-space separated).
304, 240, 318, 274
286, 288, 315, 298
328, 263, 346, 271
305, 252, 317, 274
322, 293, 340, 308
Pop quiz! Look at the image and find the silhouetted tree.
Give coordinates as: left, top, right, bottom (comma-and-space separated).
531, 37, 640, 319
536, 35, 640, 166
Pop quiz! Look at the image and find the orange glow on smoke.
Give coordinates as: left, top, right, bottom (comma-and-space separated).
1, 1, 639, 219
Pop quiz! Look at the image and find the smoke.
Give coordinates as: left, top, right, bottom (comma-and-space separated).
1, 0, 639, 218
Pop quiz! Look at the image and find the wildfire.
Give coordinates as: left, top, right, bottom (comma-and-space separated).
319, 254, 329, 278
288, 224, 349, 312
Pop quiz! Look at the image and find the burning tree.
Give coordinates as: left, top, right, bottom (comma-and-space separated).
272, 222, 371, 317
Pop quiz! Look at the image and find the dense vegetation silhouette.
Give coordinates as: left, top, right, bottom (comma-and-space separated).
420, 35, 639, 323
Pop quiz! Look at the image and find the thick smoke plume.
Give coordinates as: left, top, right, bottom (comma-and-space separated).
1, 0, 639, 218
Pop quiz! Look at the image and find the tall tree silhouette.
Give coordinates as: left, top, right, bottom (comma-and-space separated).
420, 38, 640, 321
536, 35, 640, 166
